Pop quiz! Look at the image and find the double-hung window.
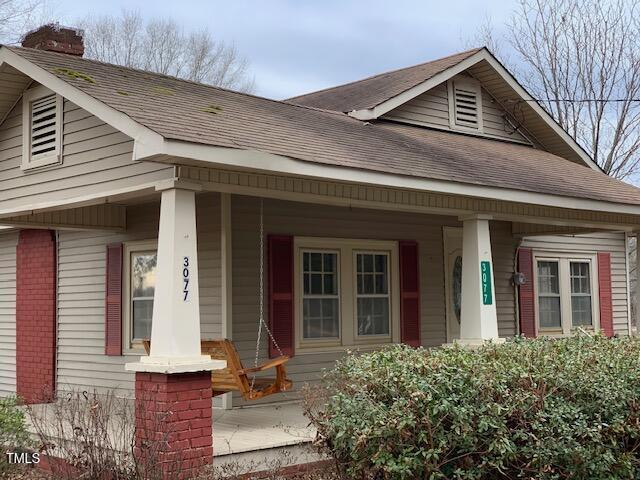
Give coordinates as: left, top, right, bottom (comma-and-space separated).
124, 241, 158, 350
295, 238, 400, 351
534, 253, 598, 335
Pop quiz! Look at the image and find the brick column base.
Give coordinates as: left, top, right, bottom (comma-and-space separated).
134, 371, 213, 480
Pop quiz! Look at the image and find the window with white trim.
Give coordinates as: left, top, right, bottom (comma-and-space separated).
123, 241, 157, 350
356, 252, 390, 337
302, 250, 340, 339
534, 253, 598, 335
22, 85, 63, 170
295, 238, 400, 351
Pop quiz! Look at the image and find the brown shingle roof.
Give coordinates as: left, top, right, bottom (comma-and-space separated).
8, 46, 640, 207
286, 48, 482, 111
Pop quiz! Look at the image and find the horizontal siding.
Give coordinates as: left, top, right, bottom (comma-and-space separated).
56, 193, 222, 397
231, 195, 518, 406
520, 232, 629, 335
382, 76, 530, 145
0, 231, 17, 396
0, 98, 173, 212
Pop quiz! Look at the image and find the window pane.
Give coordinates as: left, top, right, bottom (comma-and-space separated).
310, 252, 322, 271
537, 261, 559, 294
310, 274, 322, 294
357, 298, 390, 335
323, 274, 336, 295
132, 299, 153, 339
363, 254, 374, 273
132, 252, 157, 298
571, 296, 593, 326
539, 297, 561, 328
375, 254, 386, 274
570, 262, 591, 294
303, 298, 339, 339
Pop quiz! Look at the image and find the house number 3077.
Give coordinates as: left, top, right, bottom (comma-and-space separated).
182, 256, 190, 302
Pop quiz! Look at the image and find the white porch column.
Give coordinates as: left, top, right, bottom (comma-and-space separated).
126, 181, 223, 374
458, 214, 503, 345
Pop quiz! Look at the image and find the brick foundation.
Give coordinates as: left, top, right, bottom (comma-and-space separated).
134, 371, 213, 480
16, 229, 56, 404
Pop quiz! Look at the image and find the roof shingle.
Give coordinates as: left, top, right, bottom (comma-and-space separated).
286, 48, 482, 111
8, 46, 640, 207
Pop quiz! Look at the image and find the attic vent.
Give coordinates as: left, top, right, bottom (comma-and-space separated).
22, 86, 63, 170
30, 94, 58, 156
449, 80, 483, 132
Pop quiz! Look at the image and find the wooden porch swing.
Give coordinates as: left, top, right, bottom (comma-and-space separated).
142, 198, 293, 401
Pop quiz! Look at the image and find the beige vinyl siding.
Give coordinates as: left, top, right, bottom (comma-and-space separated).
231, 195, 518, 406
520, 232, 629, 335
382, 77, 531, 145
0, 98, 173, 213
56, 194, 222, 398
0, 231, 17, 396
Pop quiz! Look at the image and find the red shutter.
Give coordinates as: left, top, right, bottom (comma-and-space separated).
518, 248, 537, 338
399, 241, 421, 347
597, 252, 614, 337
105, 243, 123, 356
268, 235, 294, 358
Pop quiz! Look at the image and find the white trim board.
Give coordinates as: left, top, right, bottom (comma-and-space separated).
135, 140, 640, 218
347, 48, 600, 173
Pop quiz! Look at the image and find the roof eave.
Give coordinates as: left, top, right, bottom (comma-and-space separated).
135, 139, 640, 219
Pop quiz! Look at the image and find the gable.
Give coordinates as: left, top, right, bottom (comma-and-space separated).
0, 88, 173, 215
382, 73, 532, 146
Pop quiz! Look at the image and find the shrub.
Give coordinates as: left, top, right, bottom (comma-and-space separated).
0, 396, 31, 475
304, 336, 640, 480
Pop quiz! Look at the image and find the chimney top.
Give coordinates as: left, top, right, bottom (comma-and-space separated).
21, 23, 84, 57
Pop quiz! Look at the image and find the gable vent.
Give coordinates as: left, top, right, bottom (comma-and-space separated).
30, 94, 58, 157
451, 81, 482, 131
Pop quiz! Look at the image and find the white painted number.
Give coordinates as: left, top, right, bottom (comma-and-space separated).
183, 256, 190, 302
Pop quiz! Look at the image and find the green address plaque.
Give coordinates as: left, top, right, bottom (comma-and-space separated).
481, 261, 493, 305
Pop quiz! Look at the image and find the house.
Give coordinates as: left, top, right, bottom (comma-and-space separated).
0, 23, 639, 476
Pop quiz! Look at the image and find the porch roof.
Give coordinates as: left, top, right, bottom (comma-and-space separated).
5, 46, 640, 210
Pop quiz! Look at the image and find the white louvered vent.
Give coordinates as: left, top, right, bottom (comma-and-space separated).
30, 94, 58, 157
449, 80, 483, 132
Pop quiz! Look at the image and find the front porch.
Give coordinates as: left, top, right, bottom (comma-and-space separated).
5, 164, 640, 475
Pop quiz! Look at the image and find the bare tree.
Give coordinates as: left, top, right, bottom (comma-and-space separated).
79, 10, 255, 93
474, 0, 640, 180
0, 0, 46, 43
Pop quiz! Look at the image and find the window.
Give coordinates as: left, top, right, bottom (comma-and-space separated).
570, 262, 592, 326
534, 253, 599, 335
22, 85, 63, 170
448, 78, 483, 133
537, 261, 561, 328
124, 241, 157, 350
294, 238, 400, 351
302, 251, 340, 339
356, 253, 390, 337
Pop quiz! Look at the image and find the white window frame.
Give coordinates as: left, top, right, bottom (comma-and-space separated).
293, 237, 400, 353
532, 251, 600, 336
447, 77, 484, 134
123, 239, 158, 354
353, 250, 392, 342
21, 84, 63, 171
300, 248, 341, 343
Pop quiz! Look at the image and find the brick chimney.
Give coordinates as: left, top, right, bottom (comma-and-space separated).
21, 23, 84, 56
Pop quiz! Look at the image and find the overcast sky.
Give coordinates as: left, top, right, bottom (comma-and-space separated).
46, 0, 517, 99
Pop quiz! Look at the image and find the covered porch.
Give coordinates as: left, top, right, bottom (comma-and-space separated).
4, 162, 640, 474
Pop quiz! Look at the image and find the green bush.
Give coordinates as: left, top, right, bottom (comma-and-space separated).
0, 396, 30, 474
305, 336, 640, 480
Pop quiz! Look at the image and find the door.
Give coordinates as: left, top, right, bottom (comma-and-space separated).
443, 227, 463, 343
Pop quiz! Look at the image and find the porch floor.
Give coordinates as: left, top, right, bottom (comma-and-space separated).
25, 400, 315, 458
213, 402, 315, 456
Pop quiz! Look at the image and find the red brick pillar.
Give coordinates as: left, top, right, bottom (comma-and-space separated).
16, 229, 56, 404
134, 371, 213, 479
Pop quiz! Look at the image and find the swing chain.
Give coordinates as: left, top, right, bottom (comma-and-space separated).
251, 198, 284, 393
